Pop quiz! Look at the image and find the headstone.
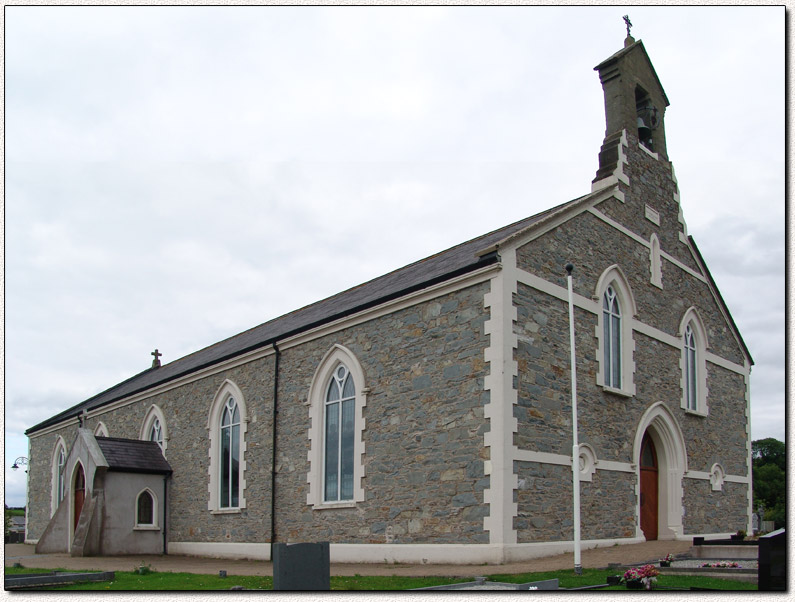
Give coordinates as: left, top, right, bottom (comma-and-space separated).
758, 528, 786, 591
751, 513, 759, 533
272, 542, 330, 591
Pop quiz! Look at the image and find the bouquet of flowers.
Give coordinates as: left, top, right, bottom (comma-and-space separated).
621, 564, 660, 589
661, 553, 675, 563
700, 561, 741, 568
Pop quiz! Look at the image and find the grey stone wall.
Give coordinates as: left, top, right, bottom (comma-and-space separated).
274, 283, 491, 544
681, 366, 748, 476
27, 282, 491, 547
515, 462, 636, 543
27, 426, 79, 541
516, 210, 743, 365
683, 479, 749, 534
27, 356, 277, 544
512, 132, 749, 540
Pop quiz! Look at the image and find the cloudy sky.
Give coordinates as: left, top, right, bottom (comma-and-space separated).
5, 5, 785, 508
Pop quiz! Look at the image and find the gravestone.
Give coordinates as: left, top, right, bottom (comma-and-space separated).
757, 529, 786, 591
273, 542, 330, 591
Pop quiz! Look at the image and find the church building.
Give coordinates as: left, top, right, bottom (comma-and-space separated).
24, 34, 753, 564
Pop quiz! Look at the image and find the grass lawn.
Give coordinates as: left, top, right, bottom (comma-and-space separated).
485, 568, 757, 591
4, 565, 757, 591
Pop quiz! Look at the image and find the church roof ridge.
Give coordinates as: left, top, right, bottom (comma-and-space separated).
26, 197, 571, 435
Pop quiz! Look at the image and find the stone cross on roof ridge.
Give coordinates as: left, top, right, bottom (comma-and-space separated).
151, 349, 162, 369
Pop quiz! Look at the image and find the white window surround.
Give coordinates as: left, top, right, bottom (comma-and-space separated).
679, 309, 709, 416
50, 436, 67, 517
134, 487, 160, 530
140, 404, 168, 456
649, 233, 662, 288
93, 422, 109, 438
594, 265, 636, 397
207, 380, 248, 512
307, 345, 367, 509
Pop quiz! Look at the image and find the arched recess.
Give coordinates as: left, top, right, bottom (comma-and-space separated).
306, 344, 368, 508
206, 379, 248, 512
633, 403, 687, 540
678, 307, 709, 415
50, 436, 68, 517
594, 264, 637, 396
709, 463, 725, 492
649, 234, 662, 288
140, 404, 168, 455
578, 443, 597, 482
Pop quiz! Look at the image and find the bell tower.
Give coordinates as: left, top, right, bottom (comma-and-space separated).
592, 29, 670, 186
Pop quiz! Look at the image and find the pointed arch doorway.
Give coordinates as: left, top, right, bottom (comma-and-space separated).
73, 464, 85, 534
633, 403, 687, 541
639, 433, 658, 540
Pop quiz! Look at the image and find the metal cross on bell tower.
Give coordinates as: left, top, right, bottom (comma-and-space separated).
623, 15, 632, 38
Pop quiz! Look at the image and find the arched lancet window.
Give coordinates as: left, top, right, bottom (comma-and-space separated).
140, 405, 168, 456
149, 418, 164, 450
679, 309, 709, 415
220, 397, 241, 509
595, 265, 636, 396
207, 380, 247, 512
324, 364, 356, 502
603, 286, 622, 389
51, 437, 67, 516
137, 490, 155, 526
307, 345, 367, 508
57, 447, 66, 502
684, 324, 697, 411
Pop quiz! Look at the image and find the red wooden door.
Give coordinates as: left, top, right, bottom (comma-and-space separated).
639, 434, 658, 541
73, 465, 85, 534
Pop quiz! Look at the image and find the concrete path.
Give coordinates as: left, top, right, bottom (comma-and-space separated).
5, 539, 694, 578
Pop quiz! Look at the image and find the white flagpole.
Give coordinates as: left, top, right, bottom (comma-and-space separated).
566, 263, 582, 575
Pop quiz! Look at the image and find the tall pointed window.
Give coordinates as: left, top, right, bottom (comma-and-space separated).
56, 447, 66, 502
324, 365, 356, 502
603, 286, 622, 388
149, 418, 164, 450
684, 324, 697, 411
307, 345, 367, 508
141, 405, 168, 456
595, 266, 636, 396
679, 309, 709, 415
51, 437, 67, 516
220, 397, 241, 509
207, 380, 247, 512
137, 490, 155, 526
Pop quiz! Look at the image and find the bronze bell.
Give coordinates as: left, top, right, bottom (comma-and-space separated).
637, 116, 652, 140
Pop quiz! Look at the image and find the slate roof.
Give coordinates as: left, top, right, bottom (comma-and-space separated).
25, 193, 588, 435
95, 437, 173, 474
